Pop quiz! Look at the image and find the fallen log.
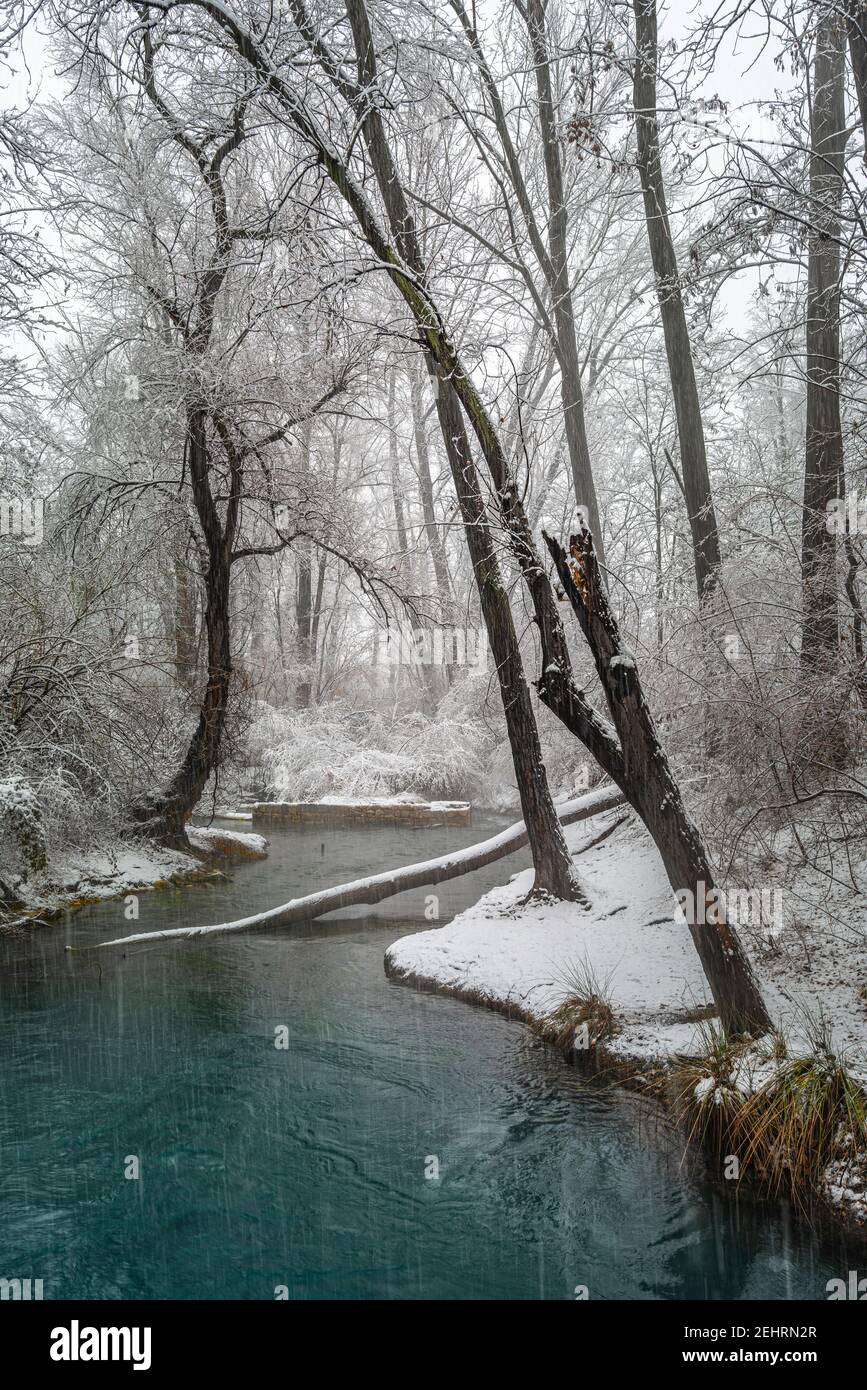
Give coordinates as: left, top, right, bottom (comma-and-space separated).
71, 786, 625, 950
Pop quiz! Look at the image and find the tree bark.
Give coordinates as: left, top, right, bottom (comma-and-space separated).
295, 419, 314, 707
408, 359, 452, 612
523, 0, 604, 562
632, 0, 720, 602
387, 364, 410, 573
174, 545, 199, 694
847, 0, 867, 160
801, 10, 846, 679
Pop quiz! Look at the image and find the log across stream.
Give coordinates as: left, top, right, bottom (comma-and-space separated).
76, 786, 626, 949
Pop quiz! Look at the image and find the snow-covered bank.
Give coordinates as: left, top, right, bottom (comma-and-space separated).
5, 828, 268, 923
186, 826, 268, 858
385, 808, 867, 1071
386, 809, 714, 1060
385, 808, 867, 1227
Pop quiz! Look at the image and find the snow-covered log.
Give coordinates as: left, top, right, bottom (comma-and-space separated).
74, 787, 625, 950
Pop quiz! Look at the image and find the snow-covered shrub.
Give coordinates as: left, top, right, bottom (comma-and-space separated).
241, 687, 498, 805
0, 774, 47, 879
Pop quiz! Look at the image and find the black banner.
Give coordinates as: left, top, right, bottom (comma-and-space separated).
1, 1297, 862, 1375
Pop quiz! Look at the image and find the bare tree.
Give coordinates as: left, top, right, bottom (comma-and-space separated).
800, 6, 846, 685
632, 0, 721, 602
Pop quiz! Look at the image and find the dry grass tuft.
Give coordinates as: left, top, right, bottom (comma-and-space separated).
545, 956, 617, 1055
673, 1012, 867, 1210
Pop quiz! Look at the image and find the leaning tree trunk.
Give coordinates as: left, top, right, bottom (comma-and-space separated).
801, 10, 846, 683
632, 0, 720, 603
540, 525, 771, 1037
428, 362, 584, 902
339, 0, 582, 900
86, 789, 625, 948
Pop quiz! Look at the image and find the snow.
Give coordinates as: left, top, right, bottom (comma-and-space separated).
822, 1147, 867, 1224
13, 842, 206, 917
186, 826, 268, 856
11, 829, 267, 920
317, 793, 426, 806
387, 810, 714, 1058
262, 794, 470, 812
386, 809, 867, 1076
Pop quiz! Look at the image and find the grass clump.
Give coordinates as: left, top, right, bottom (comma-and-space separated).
733, 1019, 866, 1204
545, 957, 617, 1056
673, 1012, 867, 1213
672, 1020, 759, 1149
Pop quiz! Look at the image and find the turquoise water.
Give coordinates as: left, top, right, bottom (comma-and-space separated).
0, 816, 859, 1300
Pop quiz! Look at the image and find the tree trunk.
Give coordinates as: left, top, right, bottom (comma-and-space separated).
541, 525, 771, 1037
524, 0, 604, 563
848, 0, 867, 160
409, 359, 452, 612
174, 546, 199, 693
430, 362, 584, 901
632, 0, 720, 603
295, 420, 313, 707
386, 364, 410, 586
801, 10, 845, 679
134, 410, 235, 848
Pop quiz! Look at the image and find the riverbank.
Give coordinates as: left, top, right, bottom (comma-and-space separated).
2, 826, 268, 926
385, 807, 867, 1229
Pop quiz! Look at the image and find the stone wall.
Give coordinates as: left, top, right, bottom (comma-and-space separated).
252, 800, 472, 828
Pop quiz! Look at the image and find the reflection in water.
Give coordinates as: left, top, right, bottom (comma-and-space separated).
0, 816, 861, 1299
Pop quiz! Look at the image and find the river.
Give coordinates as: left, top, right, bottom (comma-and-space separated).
0, 814, 859, 1299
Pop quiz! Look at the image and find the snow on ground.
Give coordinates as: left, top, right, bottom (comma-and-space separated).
385, 809, 867, 1074
309, 794, 469, 810
186, 826, 268, 857
318, 793, 426, 806
12, 828, 268, 919
14, 843, 206, 918
387, 810, 713, 1059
